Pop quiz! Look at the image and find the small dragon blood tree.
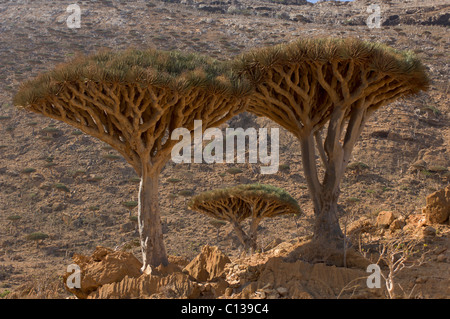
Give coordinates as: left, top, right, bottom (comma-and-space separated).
189, 183, 301, 251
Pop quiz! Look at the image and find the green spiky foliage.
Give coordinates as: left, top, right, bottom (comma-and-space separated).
189, 183, 301, 251
122, 201, 138, 210
234, 38, 429, 244
14, 49, 251, 107
7, 215, 22, 222
167, 178, 182, 192
26, 232, 49, 248
14, 48, 251, 269
234, 38, 428, 136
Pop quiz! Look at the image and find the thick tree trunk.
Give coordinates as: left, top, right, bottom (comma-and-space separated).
249, 216, 261, 251
313, 189, 344, 244
138, 168, 168, 271
300, 134, 344, 245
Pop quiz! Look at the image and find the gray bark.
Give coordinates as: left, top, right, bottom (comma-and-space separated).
138, 168, 168, 270
301, 133, 344, 244
231, 219, 256, 252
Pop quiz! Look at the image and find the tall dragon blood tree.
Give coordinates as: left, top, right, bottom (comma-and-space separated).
235, 38, 429, 245
14, 49, 250, 269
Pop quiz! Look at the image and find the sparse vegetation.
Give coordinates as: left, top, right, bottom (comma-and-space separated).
122, 201, 138, 216
347, 162, 370, 175
7, 215, 22, 222
370, 234, 431, 299
167, 178, 182, 192
279, 164, 290, 173
26, 232, 49, 248
53, 183, 70, 193
128, 177, 141, 184
226, 168, 244, 182
41, 127, 59, 136
20, 168, 36, 174
0, 290, 11, 298
67, 169, 86, 178
102, 154, 122, 161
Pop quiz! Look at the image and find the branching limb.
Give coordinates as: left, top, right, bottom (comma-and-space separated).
314, 129, 328, 170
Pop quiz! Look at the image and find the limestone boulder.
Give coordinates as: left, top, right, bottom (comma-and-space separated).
63, 246, 142, 299
376, 211, 395, 228
183, 245, 231, 282
422, 185, 450, 224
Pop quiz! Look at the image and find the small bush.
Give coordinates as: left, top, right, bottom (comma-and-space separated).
68, 169, 86, 178
71, 130, 83, 136
54, 183, 70, 193
226, 168, 243, 175
210, 219, 227, 228
129, 216, 138, 223
346, 197, 360, 203
122, 201, 138, 209
128, 177, 141, 184
86, 175, 103, 182
178, 190, 193, 197
26, 232, 49, 241
102, 154, 121, 161
425, 105, 441, 116
21, 168, 36, 174
26, 232, 49, 247
7, 215, 22, 222
44, 162, 57, 168
41, 127, 60, 134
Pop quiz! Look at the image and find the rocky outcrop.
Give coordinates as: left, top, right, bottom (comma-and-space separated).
182, 245, 231, 282
63, 246, 142, 299
227, 256, 379, 299
63, 246, 202, 299
63, 245, 231, 299
376, 211, 396, 228
422, 185, 450, 224
89, 272, 201, 299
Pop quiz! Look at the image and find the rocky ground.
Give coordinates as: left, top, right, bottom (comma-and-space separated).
0, 0, 449, 299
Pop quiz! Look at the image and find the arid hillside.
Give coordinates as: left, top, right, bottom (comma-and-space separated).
0, 0, 449, 299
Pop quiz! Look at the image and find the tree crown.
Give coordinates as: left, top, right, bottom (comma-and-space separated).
14, 48, 252, 107
189, 183, 301, 220
13, 49, 252, 174
234, 37, 429, 95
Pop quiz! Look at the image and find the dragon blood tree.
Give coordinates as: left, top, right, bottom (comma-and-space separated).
235, 38, 429, 245
14, 49, 250, 269
188, 183, 301, 251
